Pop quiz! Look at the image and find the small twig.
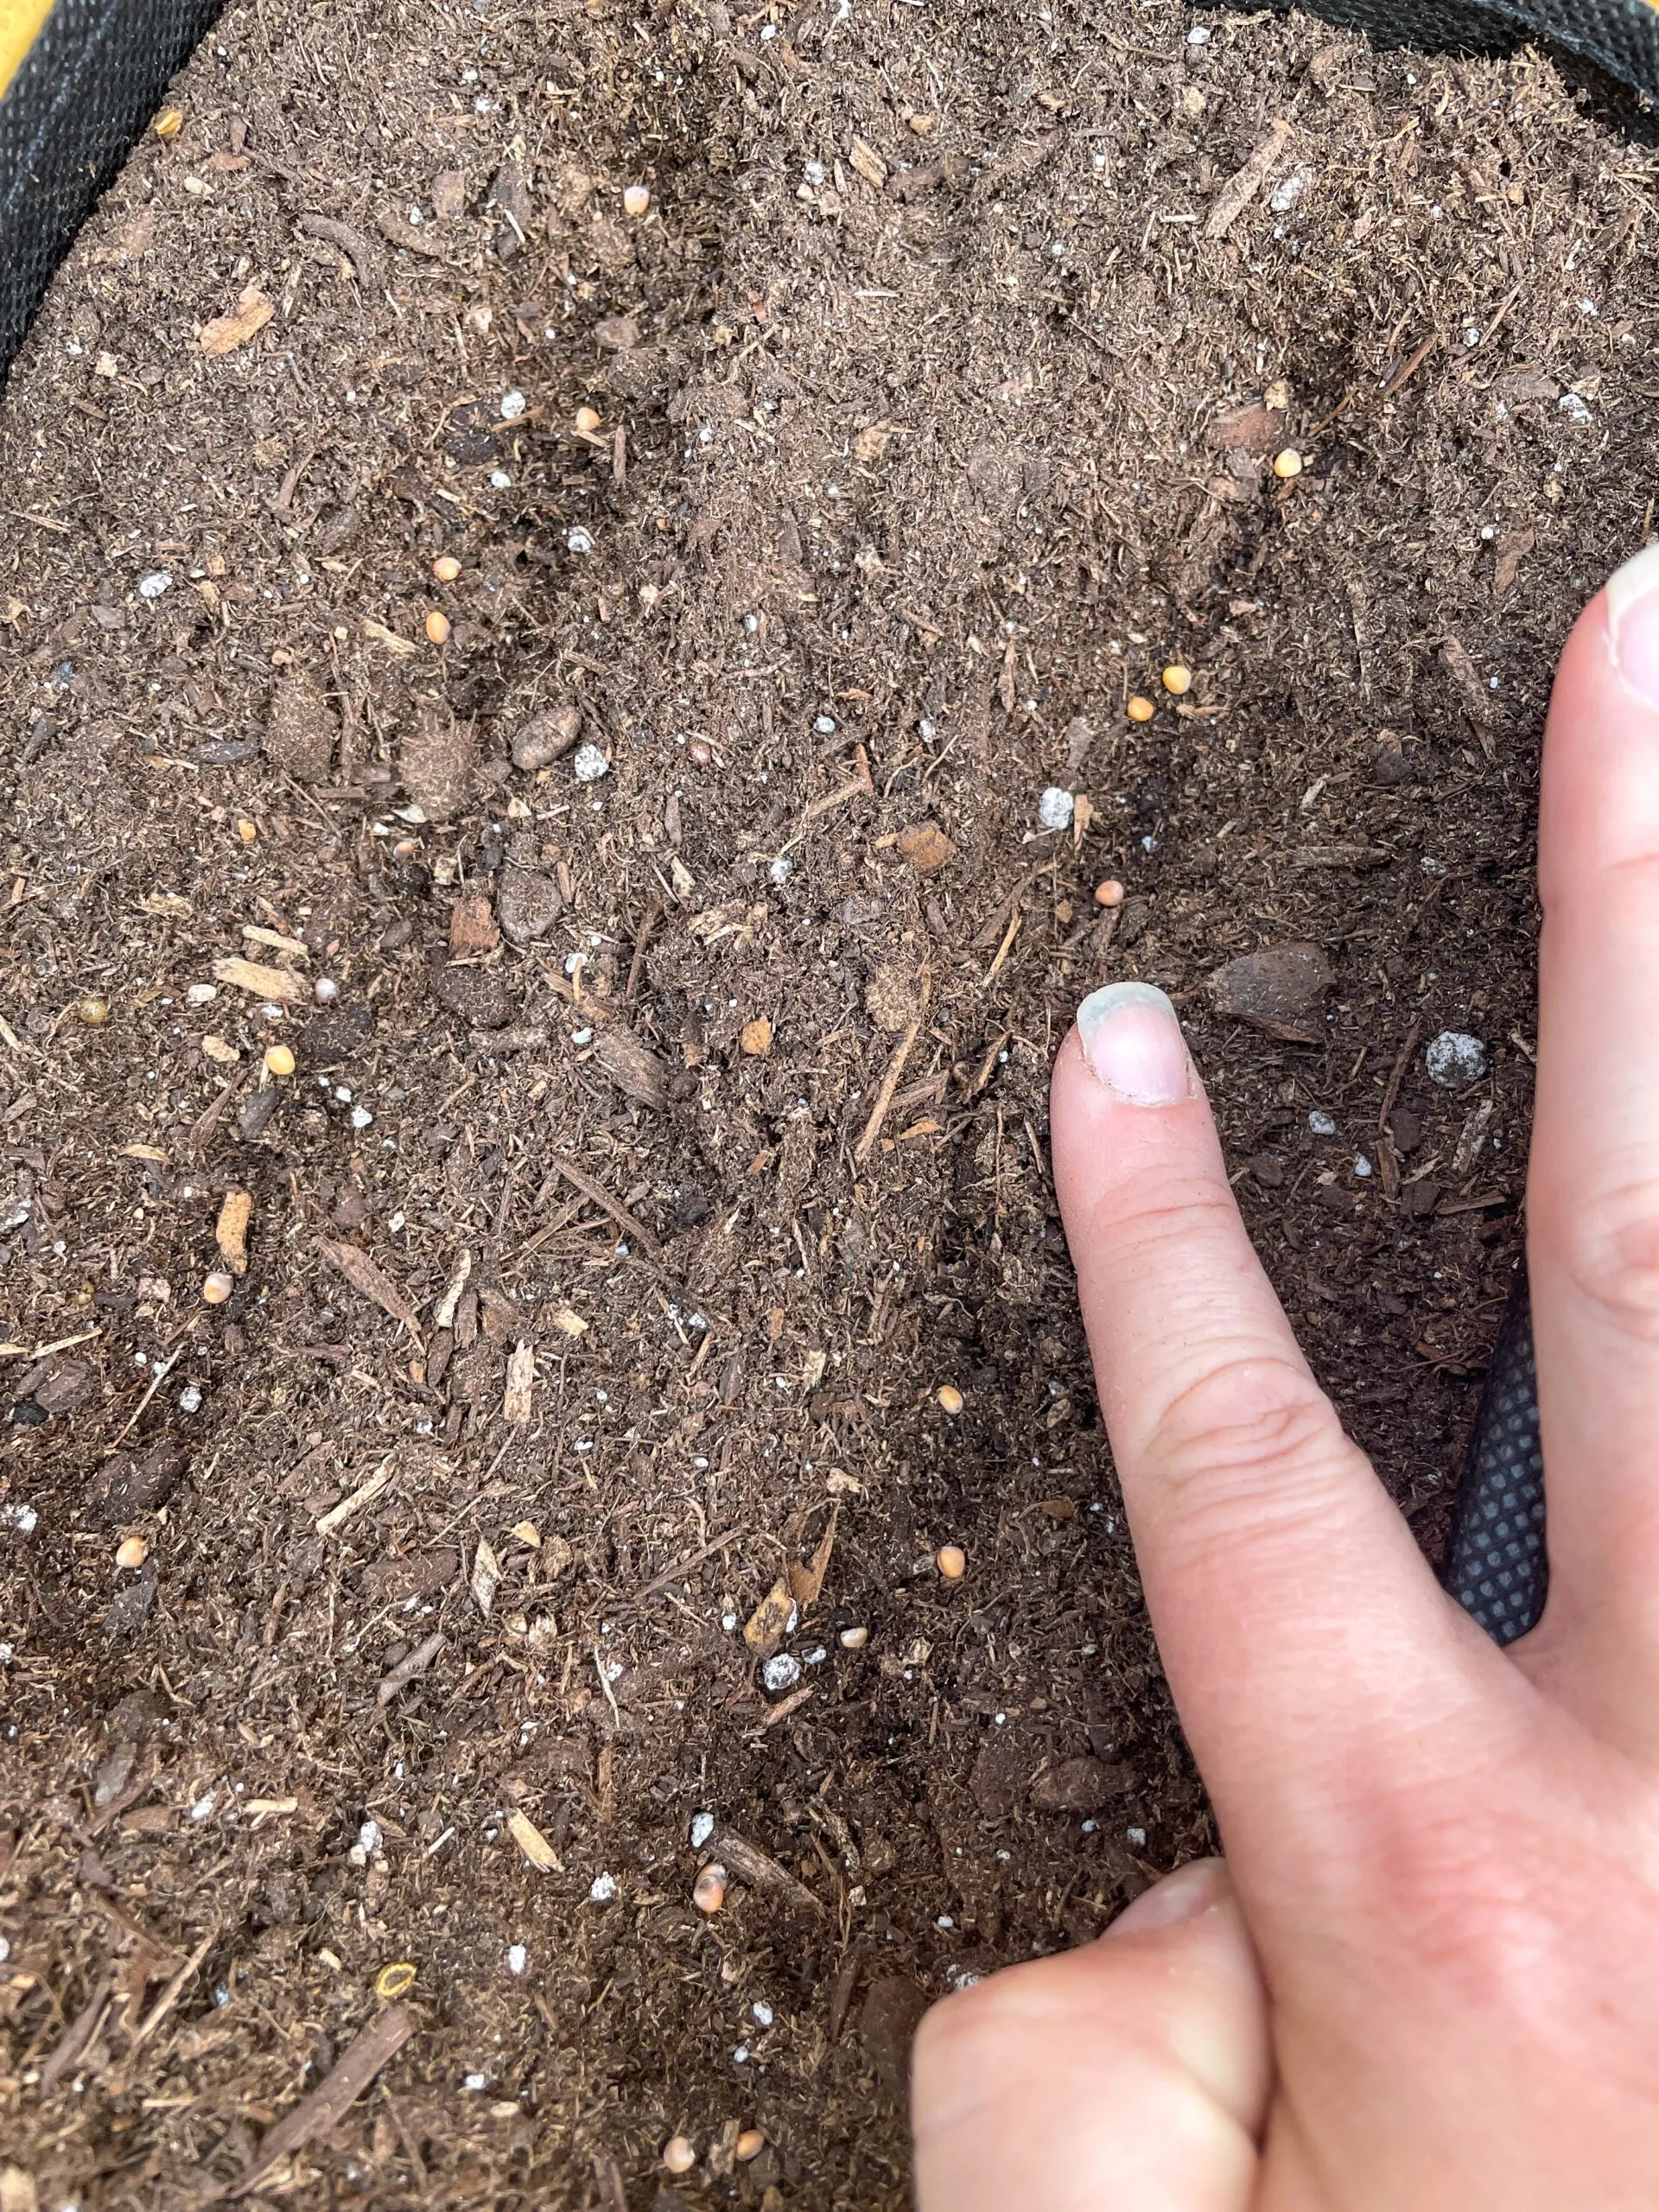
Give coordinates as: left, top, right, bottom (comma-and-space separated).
753, 1683, 815, 1732
1382, 330, 1442, 400
638, 1528, 742, 1602
105, 1345, 182, 1452
1375, 1015, 1423, 1201
378, 1631, 444, 1705
40, 1973, 115, 2090
128, 1929, 214, 2058
625, 897, 662, 1004
981, 904, 1023, 988
186, 1080, 240, 1153
855, 1010, 926, 1163
234, 2005, 417, 2196
549, 1158, 663, 1263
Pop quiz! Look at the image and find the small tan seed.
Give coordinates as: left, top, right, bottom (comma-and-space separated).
937, 1544, 968, 1581
116, 1536, 149, 1570
662, 2137, 696, 2175
202, 1270, 235, 1305
575, 405, 602, 433
937, 1384, 964, 1416
236, 817, 257, 844
425, 608, 452, 646
693, 1864, 728, 1914
264, 1044, 296, 1078
736, 2129, 767, 2163
1094, 879, 1126, 907
432, 555, 462, 583
76, 995, 110, 1026
623, 183, 652, 217
154, 106, 184, 140
688, 740, 713, 767
1126, 695, 1155, 723
1273, 447, 1304, 480
840, 1625, 870, 1649
1161, 664, 1193, 696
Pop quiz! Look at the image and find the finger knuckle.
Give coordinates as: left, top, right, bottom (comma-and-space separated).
1149, 1353, 1348, 1490
911, 1978, 1011, 2085
1560, 1175, 1659, 1345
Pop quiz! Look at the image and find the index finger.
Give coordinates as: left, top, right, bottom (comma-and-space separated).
1051, 982, 1499, 1833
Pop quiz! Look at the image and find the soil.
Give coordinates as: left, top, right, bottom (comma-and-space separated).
1, 0, 1656, 2203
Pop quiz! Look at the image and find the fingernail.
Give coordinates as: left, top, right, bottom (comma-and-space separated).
1076, 981, 1191, 1105
1106, 1858, 1228, 1938
1606, 540, 1659, 709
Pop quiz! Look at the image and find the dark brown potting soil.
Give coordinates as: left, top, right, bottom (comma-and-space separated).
2, 0, 1656, 2202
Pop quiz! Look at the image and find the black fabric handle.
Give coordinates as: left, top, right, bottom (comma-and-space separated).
1443, 1274, 1547, 1643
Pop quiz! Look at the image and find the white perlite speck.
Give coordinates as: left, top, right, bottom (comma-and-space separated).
506, 1943, 529, 1975
762, 1652, 801, 1694
137, 571, 173, 600
1307, 1109, 1337, 1137
1426, 1030, 1486, 1089
690, 1811, 716, 1848
572, 743, 610, 783
588, 1872, 618, 1903
1037, 786, 1075, 832
499, 389, 527, 420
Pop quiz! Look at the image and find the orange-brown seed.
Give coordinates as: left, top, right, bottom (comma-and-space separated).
663, 2137, 696, 2175
1273, 447, 1304, 480
1161, 664, 1193, 696
937, 1384, 964, 1416
736, 2130, 767, 2163
1126, 695, 1155, 723
202, 1270, 235, 1305
432, 555, 462, 583
575, 405, 602, 433
1094, 879, 1126, 908
425, 609, 453, 646
937, 1544, 967, 1581
116, 1536, 149, 1570
693, 1864, 728, 1914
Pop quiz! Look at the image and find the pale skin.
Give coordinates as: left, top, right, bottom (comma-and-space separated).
909, 543, 1659, 2209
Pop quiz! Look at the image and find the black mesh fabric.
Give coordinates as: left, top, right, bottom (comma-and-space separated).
0, 0, 227, 378
1249, 0, 1659, 89
1443, 1277, 1548, 1645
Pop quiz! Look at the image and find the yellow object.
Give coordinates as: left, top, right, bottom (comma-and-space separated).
375, 1961, 417, 2000
0, 0, 55, 100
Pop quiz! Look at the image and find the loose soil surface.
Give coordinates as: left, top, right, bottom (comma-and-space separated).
2, 0, 1656, 2203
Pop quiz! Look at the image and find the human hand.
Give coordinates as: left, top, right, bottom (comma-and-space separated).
910, 544, 1659, 2209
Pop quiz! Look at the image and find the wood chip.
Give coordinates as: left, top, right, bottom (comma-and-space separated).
849, 136, 888, 188
744, 1579, 797, 1659
896, 823, 957, 874
507, 1809, 561, 1872
593, 1025, 673, 1108
377, 1630, 443, 1705
215, 1188, 252, 1274
502, 1341, 536, 1426
713, 1827, 826, 1916
789, 1503, 839, 1610
471, 1539, 501, 1615
234, 2005, 417, 2196
213, 955, 306, 1001
200, 286, 274, 355
242, 925, 309, 960
1203, 118, 1293, 239
317, 1238, 424, 1339
361, 617, 419, 657
316, 1456, 395, 1537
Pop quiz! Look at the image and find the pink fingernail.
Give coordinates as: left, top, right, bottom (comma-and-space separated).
1607, 540, 1659, 710
1076, 982, 1191, 1105
1106, 1858, 1229, 1937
